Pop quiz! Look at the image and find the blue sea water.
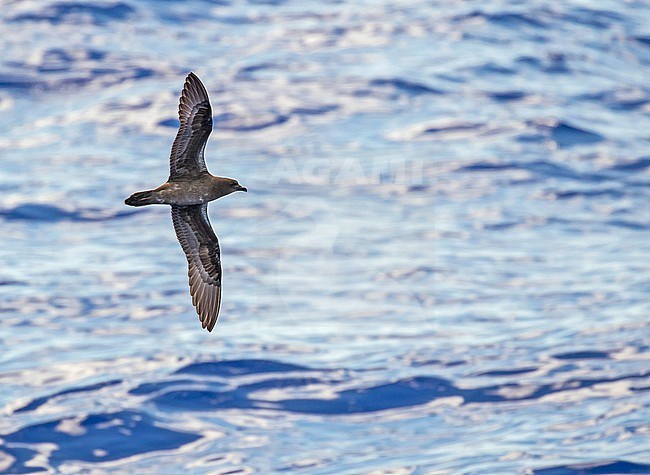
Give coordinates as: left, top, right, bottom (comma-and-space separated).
0, 0, 649, 473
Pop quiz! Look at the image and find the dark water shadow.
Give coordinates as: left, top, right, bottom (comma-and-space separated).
117, 359, 650, 415
14, 379, 122, 413
533, 460, 650, 474
0, 204, 137, 222
8, 2, 136, 25
1, 410, 200, 472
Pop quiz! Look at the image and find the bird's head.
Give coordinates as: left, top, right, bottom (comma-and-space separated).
215, 177, 247, 198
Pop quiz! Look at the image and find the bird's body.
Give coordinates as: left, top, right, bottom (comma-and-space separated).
125, 72, 246, 332
126, 173, 240, 207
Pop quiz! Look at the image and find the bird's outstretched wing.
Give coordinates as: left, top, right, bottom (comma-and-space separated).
169, 72, 213, 180
171, 204, 222, 332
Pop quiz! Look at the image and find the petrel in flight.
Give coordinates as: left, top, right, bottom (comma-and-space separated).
125, 72, 247, 332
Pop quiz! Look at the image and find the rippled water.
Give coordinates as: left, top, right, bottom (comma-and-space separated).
1, 1, 649, 474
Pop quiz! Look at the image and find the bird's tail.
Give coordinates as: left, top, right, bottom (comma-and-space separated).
125, 190, 160, 207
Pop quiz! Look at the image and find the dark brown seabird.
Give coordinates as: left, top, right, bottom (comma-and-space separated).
125, 72, 247, 332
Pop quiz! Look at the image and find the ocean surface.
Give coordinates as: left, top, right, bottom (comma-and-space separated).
1, 1, 649, 473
